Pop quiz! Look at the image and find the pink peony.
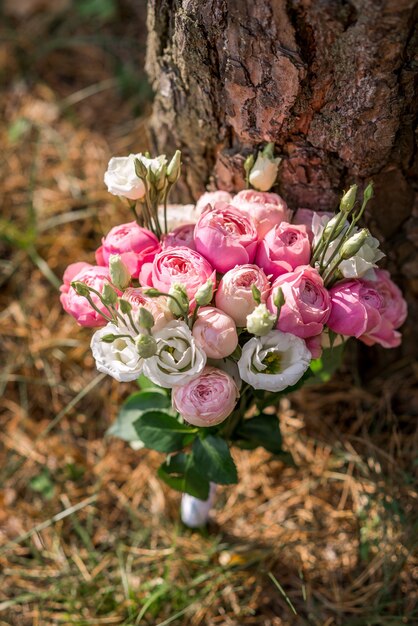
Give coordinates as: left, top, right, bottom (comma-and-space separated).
98, 221, 160, 278
162, 224, 196, 250
305, 335, 323, 360
328, 272, 407, 348
172, 366, 239, 427
327, 279, 383, 338
195, 190, 232, 213
122, 287, 173, 331
140, 246, 216, 303
215, 264, 271, 327
194, 202, 258, 273
292, 208, 334, 242
231, 189, 290, 239
61, 262, 92, 293
192, 307, 238, 359
60, 265, 116, 327
255, 222, 311, 280
268, 266, 331, 338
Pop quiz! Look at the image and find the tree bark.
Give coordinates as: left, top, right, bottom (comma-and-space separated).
146, 0, 418, 359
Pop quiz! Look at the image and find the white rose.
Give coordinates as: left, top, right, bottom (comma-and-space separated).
104, 154, 145, 200
312, 214, 384, 279
91, 323, 143, 382
249, 154, 281, 192
143, 320, 206, 388
104, 154, 167, 201
238, 330, 311, 392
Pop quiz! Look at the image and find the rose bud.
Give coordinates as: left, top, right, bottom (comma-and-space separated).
192, 307, 238, 359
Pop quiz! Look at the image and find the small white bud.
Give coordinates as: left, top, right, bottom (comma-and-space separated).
246, 304, 276, 336
249, 143, 281, 192
109, 255, 131, 290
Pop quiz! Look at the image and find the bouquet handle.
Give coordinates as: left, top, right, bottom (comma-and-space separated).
180, 483, 217, 528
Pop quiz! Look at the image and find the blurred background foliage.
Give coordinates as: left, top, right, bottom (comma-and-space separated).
0, 1, 417, 625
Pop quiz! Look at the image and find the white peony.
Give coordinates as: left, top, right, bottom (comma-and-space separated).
238, 330, 311, 392
143, 320, 206, 388
312, 214, 384, 279
104, 153, 167, 201
91, 323, 143, 382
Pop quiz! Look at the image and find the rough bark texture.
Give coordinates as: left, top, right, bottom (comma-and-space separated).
146, 0, 418, 360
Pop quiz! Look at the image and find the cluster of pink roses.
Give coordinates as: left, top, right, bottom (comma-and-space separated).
61, 187, 407, 428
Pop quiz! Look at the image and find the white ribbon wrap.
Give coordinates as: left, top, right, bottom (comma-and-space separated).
180, 483, 217, 527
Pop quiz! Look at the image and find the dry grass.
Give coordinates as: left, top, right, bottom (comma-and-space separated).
1, 2, 417, 625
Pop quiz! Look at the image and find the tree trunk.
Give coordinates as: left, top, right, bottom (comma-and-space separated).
145, 0, 418, 359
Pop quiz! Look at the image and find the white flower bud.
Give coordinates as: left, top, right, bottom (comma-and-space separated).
109, 254, 131, 290
246, 304, 276, 336
167, 150, 182, 184
195, 279, 214, 307
339, 185, 357, 213
340, 229, 370, 260
249, 143, 281, 192
101, 283, 118, 305
168, 283, 189, 316
137, 306, 155, 330
135, 334, 158, 358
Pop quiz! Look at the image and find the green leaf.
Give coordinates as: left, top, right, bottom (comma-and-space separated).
309, 343, 345, 383
158, 453, 210, 499
134, 411, 197, 452
192, 435, 238, 485
107, 390, 170, 442
136, 373, 164, 391
234, 413, 283, 455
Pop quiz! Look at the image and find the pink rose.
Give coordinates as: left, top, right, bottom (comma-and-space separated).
231, 189, 290, 239
122, 288, 173, 331
172, 366, 239, 427
99, 221, 160, 278
255, 222, 311, 280
195, 190, 232, 213
268, 266, 331, 338
162, 224, 196, 250
194, 202, 258, 273
328, 273, 407, 348
60, 265, 116, 327
140, 246, 216, 303
292, 208, 334, 242
192, 307, 238, 359
216, 264, 271, 326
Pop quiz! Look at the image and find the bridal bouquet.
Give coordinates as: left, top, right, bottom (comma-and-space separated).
60, 145, 407, 520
